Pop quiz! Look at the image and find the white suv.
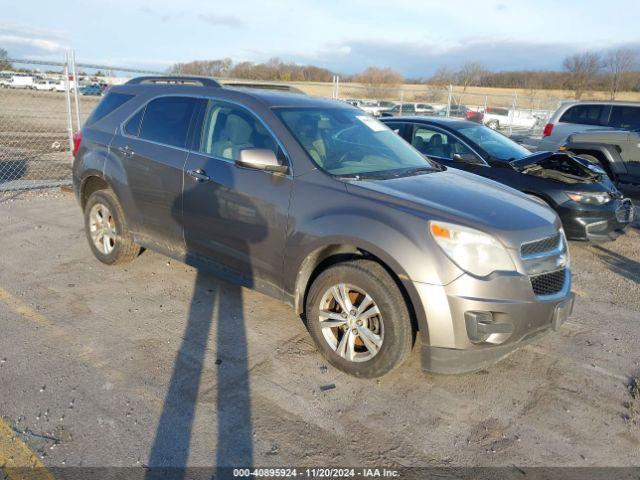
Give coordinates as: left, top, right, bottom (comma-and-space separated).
538, 101, 640, 152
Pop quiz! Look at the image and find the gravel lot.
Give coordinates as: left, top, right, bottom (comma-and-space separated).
0, 191, 638, 471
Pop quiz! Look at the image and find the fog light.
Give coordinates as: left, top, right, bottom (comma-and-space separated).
465, 311, 514, 343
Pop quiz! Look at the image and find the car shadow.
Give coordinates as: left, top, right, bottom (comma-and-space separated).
145, 176, 268, 478
591, 244, 640, 285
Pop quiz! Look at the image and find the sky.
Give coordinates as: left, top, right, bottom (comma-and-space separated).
2, 0, 640, 77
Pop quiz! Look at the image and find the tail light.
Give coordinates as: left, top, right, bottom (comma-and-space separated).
543, 123, 553, 137
72, 131, 83, 157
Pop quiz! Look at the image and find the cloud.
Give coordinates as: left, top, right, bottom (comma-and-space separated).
0, 24, 69, 59
197, 14, 244, 28
286, 38, 640, 77
138, 7, 242, 27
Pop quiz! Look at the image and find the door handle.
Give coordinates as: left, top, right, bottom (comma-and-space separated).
118, 145, 134, 157
187, 168, 211, 182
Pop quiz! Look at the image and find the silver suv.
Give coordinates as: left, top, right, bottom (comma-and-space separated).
72, 76, 575, 378
539, 100, 640, 152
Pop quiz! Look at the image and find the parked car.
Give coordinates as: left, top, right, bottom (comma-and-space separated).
446, 104, 484, 123
344, 99, 386, 117
560, 129, 640, 195
73, 75, 574, 378
483, 107, 540, 130
80, 84, 103, 96
381, 103, 436, 117
538, 101, 640, 152
34, 80, 58, 91
381, 116, 634, 241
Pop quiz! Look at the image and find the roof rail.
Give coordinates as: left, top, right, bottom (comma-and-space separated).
125, 75, 221, 87
224, 82, 306, 94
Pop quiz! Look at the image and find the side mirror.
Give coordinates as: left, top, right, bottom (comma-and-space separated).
452, 153, 483, 165
237, 148, 288, 174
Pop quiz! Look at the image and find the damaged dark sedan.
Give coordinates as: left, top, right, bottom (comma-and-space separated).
381, 116, 634, 241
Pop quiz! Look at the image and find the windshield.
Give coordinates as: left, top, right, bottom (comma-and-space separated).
275, 107, 438, 177
458, 124, 531, 161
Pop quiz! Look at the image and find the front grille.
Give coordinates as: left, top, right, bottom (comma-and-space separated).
530, 269, 566, 296
520, 233, 561, 257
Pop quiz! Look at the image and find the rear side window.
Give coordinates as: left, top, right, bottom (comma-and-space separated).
609, 106, 640, 130
139, 96, 197, 148
559, 104, 605, 126
85, 92, 134, 125
124, 108, 144, 137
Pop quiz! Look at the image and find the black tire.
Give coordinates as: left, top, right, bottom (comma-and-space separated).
305, 259, 414, 378
83, 189, 140, 265
487, 120, 500, 130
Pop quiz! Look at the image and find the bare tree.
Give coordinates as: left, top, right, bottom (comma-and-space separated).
604, 48, 637, 100
428, 66, 456, 87
355, 67, 403, 97
456, 62, 487, 91
563, 51, 601, 99
169, 58, 233, 77
0, 48, 11, 70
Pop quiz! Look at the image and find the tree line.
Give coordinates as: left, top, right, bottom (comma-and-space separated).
168, 49, 639, 100
2, 46, 638, 100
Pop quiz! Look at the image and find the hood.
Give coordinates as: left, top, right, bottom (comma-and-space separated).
345, 169, 560, 248
510, 151, 606, 185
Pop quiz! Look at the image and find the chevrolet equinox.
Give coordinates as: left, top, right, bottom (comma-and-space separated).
72, 76, 575, 378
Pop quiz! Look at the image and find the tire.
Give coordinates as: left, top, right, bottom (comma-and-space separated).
487, 120, 499, 130
305, 259, 414, 378
83, 189, 140, 265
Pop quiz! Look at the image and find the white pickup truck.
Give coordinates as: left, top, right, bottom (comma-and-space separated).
483, 107, 541, 130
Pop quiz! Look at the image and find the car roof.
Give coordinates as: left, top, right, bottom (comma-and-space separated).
558, 100, 640, 108
109, 81, 349, 110
381, 115, 476, 129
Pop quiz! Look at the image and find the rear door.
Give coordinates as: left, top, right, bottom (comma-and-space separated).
110, 95, 198, 252
182, 99, 293, 295
553, 104, 611, 143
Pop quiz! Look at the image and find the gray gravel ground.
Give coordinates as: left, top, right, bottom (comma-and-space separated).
0, 191, 638, 469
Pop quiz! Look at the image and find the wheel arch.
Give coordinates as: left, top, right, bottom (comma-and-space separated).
566, 145, 622, 178
293, 241, 428, 342
79, 174, 111, 209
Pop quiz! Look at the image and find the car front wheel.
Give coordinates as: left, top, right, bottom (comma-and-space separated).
305, 259, 414, 378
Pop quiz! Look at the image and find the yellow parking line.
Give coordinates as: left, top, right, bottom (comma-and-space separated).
0, 288, 50, 326
0, 417, 55, 479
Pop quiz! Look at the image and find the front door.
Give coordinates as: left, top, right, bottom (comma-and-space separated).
182, 99, 292, 296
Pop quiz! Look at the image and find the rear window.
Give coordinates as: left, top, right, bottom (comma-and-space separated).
85, 92, 134, 125
559, 104, 606, 126
609, 106, 640, 130
138, 96, 197, 148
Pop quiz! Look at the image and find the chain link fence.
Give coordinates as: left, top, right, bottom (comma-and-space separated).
0, 52, 158, 193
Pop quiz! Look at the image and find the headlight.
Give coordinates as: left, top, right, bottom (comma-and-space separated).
566, 191, 611, 205
430, 221, 516, 277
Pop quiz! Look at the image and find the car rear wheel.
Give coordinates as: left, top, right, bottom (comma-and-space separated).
305, 259, 414, 378
487, 120, 500, 130
84, 189, 140, 265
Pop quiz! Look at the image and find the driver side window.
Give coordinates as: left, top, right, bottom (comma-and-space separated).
411, 126, 473, 161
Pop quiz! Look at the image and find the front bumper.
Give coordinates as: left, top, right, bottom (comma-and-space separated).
558, 198, 634, 241
414, 270, 575, 374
